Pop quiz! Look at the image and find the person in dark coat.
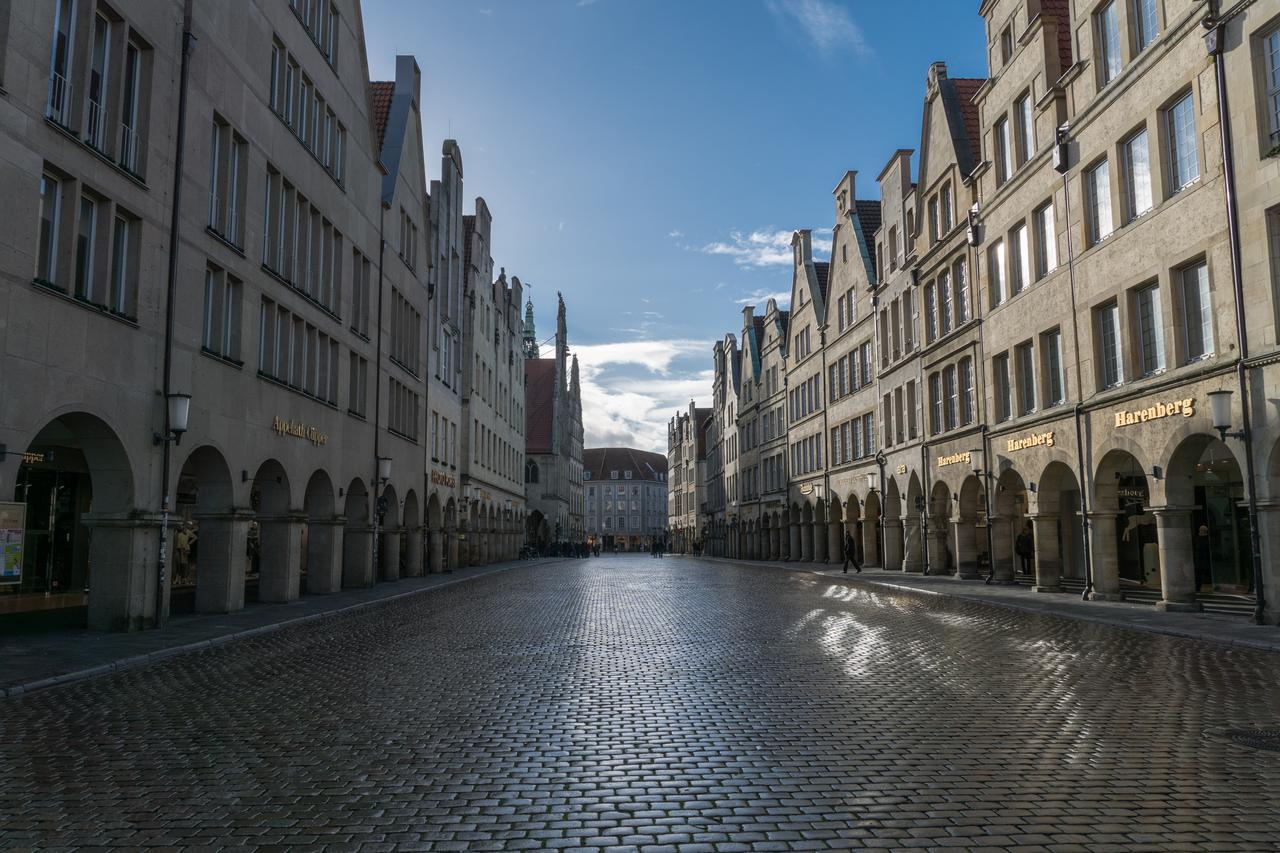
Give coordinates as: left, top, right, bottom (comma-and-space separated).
1194, 524, 1212, 591
1015, 522, 1034, 575
842, 531, 861, 574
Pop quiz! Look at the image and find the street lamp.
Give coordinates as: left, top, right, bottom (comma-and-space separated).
1207, 390, 1244, 440
153, 392, 192, 445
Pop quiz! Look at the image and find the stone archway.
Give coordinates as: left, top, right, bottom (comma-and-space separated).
378, 484, 401, 581
1163, 434, 1249, 609
993, 467, 1028, 584
788, 504, 801, 561
955, 476, 983, 579
9, 412, 143, 630
303, 470, 341, 594
826, 496, 844, 568
426, 494, 444, 573
1033, 461, 1083, 592
402, 489, 422, 578
862, 491, 881, 568
251, 460, 298, 603
342, 478, 372, 587
843, 495, 862, 566
174, 445, 240, 615
883, 478, 903, 572
444, 497, 458, 569
1092, 448, 1153, 600
928, 481, 952, 574
904, 473, 924, 573
800, 502, 815, 561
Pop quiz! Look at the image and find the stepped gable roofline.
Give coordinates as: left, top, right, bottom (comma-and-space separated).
876, 148, 916, 182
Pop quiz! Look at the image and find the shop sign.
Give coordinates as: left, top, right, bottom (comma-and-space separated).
431, 469, 456, 488
1114, 398, 1194, 428
0, 502, 25, 585
895, 464, 907, 475
937, 451, 971, 468
271, 416, 329, 446
799, 483, 814, 495
1006, 431, 1055, 453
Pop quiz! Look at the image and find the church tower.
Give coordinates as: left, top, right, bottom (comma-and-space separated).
522, 296, 539, 359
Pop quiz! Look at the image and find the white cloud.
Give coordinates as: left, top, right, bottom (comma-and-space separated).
573, 340, 713, 452
668, 229, 684, 238
734, 289, 791, 307
767, 0, 870, 58
699, 227, 832, 267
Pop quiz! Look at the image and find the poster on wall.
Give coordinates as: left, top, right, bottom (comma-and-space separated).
0, 502, 25, 585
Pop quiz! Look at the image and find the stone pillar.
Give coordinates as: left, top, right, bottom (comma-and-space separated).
427, 528, 444, 573
448, 528, 460, 569
1030, 513, 1062, 593
343, 525, 374, 587
1154, 507, 1201, 612
404, 525, 424, 577
827, 519, 843, 566
304, 517, 345, 594
789, 521, 801, 561
378, 527, 402, 582
82, 512, 163, 631
800, 520, 814, 561
881, 518, 902, 571
813, 520, 828, 562
258, 512, 305, 603
1258, 503, 1280, 625
990, 515, 1017, 584
862, 518, 880, 568
903, 516, 923, 573
190, 509, 252, 613
1087, 511, 1123, 600
953, 516, 978, 578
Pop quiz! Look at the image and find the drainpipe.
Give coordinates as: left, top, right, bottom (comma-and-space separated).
1055, 123, 1096, 601
1206, 2, 1266, 624
981, 423, 996, 584
156, 2, 195, 628
920, 441, 931, 575
372, 205, 387, 582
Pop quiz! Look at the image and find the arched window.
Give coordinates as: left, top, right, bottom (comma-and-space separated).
525, 459, 539, 484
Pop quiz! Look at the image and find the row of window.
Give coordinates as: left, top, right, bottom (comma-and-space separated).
1095, 0, 1161, 90
388, 378, 418, 440
587, 516, 656, 531
287, 0, 339, 66
829, 413, 877, 467
829, 342, 874, 401
269, 36, 347, 182
928, 358, 977, 436
47, 1, 149, 175
788, 374, 822, 423
988, 202, 1056, 309
924, 258, 972, 342
761, 452, 786, 494
37, 168, 139, 319
879, 289, 916, 366
258, 296, 342, 406
882, 380, 919, 447
390, 289, 421, 376
429, 411, 457, 467
790, 433, 823, 477
471, 419, 520, 482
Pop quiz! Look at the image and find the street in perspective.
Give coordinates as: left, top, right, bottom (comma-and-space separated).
6, 0, 1280, 849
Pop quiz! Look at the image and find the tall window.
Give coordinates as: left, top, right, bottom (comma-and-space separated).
47, 0, 76, 125
924, 282, 937, 343
1123, 128, 1153, 221
989, 239, 1007, 307
993, 354, 1012, 422
1167, 92, 1199, 193
938, 270, 953, 335
109, 213, 137, 315
202, 266, 241, 360
941, 183, 953, 233
1034, 202, 1057, 279
1015, 342, 1036, 415
995, 116, 1012, 184
1136, 282, 1165, 375
1180, 261, 1213, 361
74, 195, 98, 301
37, 173, 61, 283
960, 357, 975, 424
1266, 28, 1280, 146
86, 14, 111, 151
944, 365, 958, 431
1134, 0, 1158, 52
1010, 222, 1030, 296
1043, 330, 1065, 407
953, 259, 969, 323
1097, 301, 1123, 388
1097, 0, 1122, 86
929, 373, 942, 435
1015, 93, 1034, 166
1086, 160, 1114, 245
120, 42, 142, 173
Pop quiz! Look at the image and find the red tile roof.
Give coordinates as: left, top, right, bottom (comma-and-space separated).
583, 447, 668, 482
812, 261, 830, 303
525, 359, 557, 454
370, 81, 394, 154
1039, 0, 1074, 75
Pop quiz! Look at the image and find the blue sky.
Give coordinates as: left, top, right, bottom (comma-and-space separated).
362, 0, 988, 452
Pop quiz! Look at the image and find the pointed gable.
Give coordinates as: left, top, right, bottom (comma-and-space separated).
370, 81, 393, 152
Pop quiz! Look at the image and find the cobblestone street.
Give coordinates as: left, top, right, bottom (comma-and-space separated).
5, 556, 1280, 851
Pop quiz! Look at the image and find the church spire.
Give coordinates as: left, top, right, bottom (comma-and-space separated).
522, 294, 539, 359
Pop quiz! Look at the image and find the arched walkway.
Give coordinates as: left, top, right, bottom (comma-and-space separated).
303, 470, 341, 594
993, 467, 1027, 584
955, 476, 983, 579
862, 492, 881, 568
1092, 449, 1152, 601
251, 460, 298, 603
883, 478, 903, 572
929, 481, 953, 575
426, 494, 444, 573
1033, 461, 1082, 593
176, 445, 240, 614
378, 484, 401, 581
342, 478, 372, 587
904, 474, 924, 573
402, 490, 422, 578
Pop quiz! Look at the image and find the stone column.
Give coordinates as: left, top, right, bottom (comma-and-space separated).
827, 519, 843, 566
789, 521, 801, 561
1030, 513, 1062, 593
813, 520, 828, 562
447, 528, 460, 569
82, 512, 163, 631
304, 517, 345, 594
1258, 503, 1280, 625
883, 519, 904, 572
1154, 507, 1201, 612
190, 509, 252, 613
1087, 511, 1123, 600
343, 525, 374, 587
378, 527, 402, 582
953, 516, 978, 578
403, 525, 424, 577
427, 528, 443, 573
800, 520, 814, 561
862, 518, 880, 568
258, 512, 306, 602
902, 516, 923, 573
990, 515, 1017, 584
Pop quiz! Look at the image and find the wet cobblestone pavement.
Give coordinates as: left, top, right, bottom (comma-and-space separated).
4, 556, 1280, 851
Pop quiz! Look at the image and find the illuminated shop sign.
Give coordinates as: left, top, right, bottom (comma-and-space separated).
271, 416, 329, 446
1114, 398, 1194, 427
431, 470, 456, 488
1006, 431, 1055, 452
937, 451, 971, 468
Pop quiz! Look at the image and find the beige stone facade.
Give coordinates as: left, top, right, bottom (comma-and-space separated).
0, 0, 528, 630
702, 0, 1280, 623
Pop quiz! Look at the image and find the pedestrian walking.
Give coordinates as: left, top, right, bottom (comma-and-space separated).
842, 531, 860, 574
1194, 523, 1212, 591
1015, 522, 1034, 575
